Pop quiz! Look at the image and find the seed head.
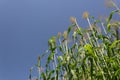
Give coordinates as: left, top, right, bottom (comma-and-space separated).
82, 11, 89, 19
63, 31, 68, 39
57, 32, 61, 39
38, 56, 40, 61
38, 55, 40, 67
105, 0, 116, 8
70, 16, 76, 24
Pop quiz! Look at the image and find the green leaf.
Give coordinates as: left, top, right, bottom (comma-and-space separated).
67, 26, 72, 35
110, 40, 120, 49
41, 72, 47, 80
71, 69, 77, 79
89, 16, 94, 19
95, 20, 101, 23
59, 46, 64, 53
48, 36, 56, 50
72, 31, 77, 41
47, 52, 55, 64
76, 27, 83, 35
47, 70, 55, 79
51, 77, 55, 80
84, 44, 93, 54
58, 56, 63, 61
108, 10, 120, 23
84, 44, 97, 60
115, 68, 120, 76
107, 23, 111, 32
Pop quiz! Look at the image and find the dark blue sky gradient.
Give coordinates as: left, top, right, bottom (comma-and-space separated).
0, 0, 119, 80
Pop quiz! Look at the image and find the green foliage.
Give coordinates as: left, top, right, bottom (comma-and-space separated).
29, 1, 120, 80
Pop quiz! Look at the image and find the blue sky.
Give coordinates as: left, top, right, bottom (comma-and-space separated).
0, 0, 119, 80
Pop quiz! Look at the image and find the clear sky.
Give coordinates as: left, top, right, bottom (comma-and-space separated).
0, 0, 119, 80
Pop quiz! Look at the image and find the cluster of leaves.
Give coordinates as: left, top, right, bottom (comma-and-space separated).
29, 1, 120, 80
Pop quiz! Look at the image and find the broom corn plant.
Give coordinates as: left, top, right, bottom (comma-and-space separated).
29, 0, 120, 80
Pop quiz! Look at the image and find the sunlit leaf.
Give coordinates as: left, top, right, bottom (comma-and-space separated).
110, 40, 120, 49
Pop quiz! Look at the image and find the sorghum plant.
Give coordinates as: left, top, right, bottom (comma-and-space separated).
29, 0, 120, 80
